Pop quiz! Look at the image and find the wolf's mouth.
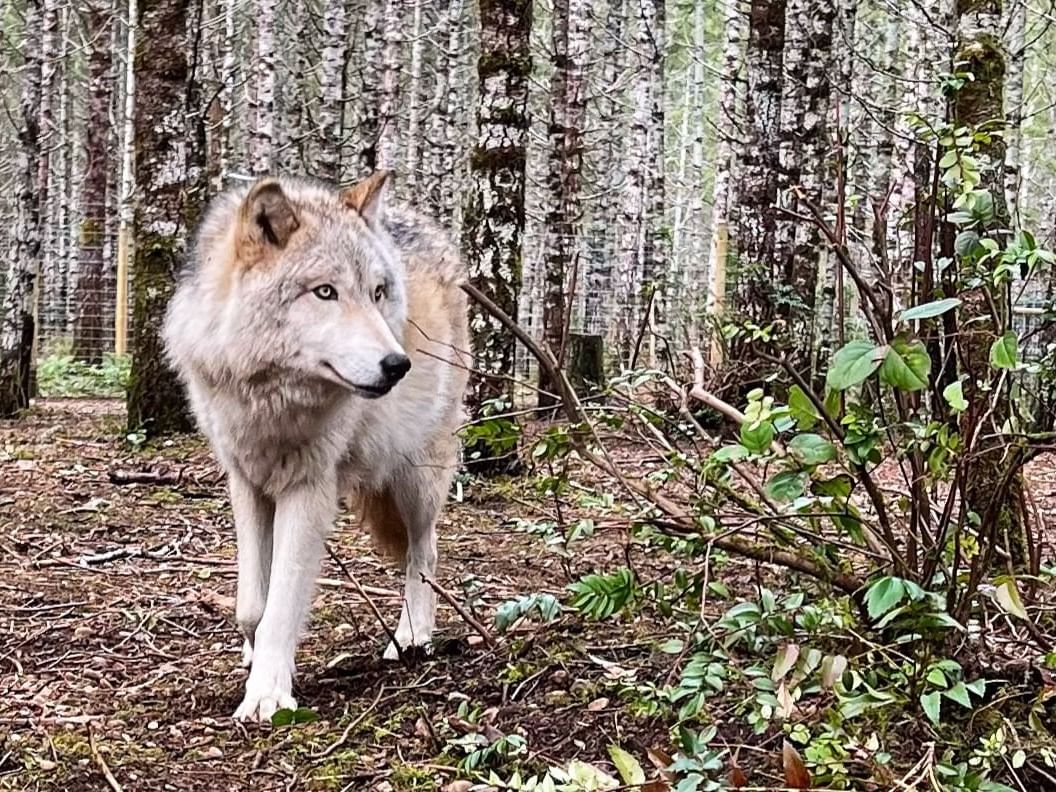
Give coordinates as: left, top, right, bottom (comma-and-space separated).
322, 362, 393, 399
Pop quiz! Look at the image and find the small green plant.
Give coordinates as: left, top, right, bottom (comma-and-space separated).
37, 350, 130, 397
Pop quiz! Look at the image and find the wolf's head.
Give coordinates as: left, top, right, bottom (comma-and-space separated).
182, 172, 413, 399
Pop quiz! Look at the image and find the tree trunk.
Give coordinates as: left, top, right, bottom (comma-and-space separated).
376, 0, 401, 171
317, 0, 348, 181
641, 0, 666, 366
126, 0, 206, 434
462, 0, 532, 474
0, 0, 43, 416
249, 0, 277, 174
72, 0, 113, 364
1003, 0, 1025, 225
403, 0, 424, 191
584, 0, 626, 336
424, 0, 465, 223
730, 0, 785, 334
704, 0, 745, 365
538, 0, 590, 406
952, 0, 1027, 567
357, 0, 382, 173
37, 0, 60, 342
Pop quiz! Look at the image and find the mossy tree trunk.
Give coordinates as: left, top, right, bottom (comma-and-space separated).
462, 0, 532, 474
952, 0, 1029, 567
126, 0, 207, 435
0, 0, 43, 417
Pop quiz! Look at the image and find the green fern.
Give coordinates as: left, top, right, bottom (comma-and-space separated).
568, 568, 637, 620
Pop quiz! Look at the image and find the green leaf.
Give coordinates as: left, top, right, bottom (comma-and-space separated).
827, 341, 885, 391
989, 332, 1019, 370
938, 150, 958, 169
943, 380, 968, 412
713, 444, 750, 463
271, 709, 295, 726
921, 691, 942, 724
787, 385, 820, 430
879, 338, 931, 391
740, 421, 775, 454
955, 230, 980, 255
899, 298, 961, 322
944, 681, 972, 708
788, 433, 837, 466
865, 577, 906, 620
820, 654, 848, 688
607, 745, 646, 785
995, 579, 1028, 619
764, 471, 807, 502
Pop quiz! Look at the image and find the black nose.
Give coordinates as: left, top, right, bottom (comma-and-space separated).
380, 353, 411, 384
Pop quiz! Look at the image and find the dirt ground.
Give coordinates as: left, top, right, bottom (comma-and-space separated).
0, 400, 672, 791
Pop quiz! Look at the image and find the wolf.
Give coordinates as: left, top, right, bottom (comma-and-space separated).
162, 172, 470, 722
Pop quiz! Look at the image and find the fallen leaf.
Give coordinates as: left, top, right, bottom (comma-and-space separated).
776, 680, 797, 719
441, 782, 473, 792
608, 744, 645, 784
587, 697, 610, 711
820, 654, 848, 688
772, 642, 800, 682
783, 740, 811, 789
729, 763, 749, 787
995, 579, 1028, 620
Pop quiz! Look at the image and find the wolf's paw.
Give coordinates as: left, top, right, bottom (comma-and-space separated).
233, 660, 295, 722
240, 639, 254, 669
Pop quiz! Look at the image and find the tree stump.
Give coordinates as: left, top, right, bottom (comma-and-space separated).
567, 332, 605, 399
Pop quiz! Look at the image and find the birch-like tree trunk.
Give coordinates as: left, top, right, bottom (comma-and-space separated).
538, 0, 591, 404
424, 0, 464, 222
462, 0, 532, 473
584, 0, 626, 335
249, 0, 277, 174
403, 0, 424, 190
704, 0, 745, 362
1004, 0, 1025, 224
357, 0, 382, 172
317, 0, 348, 181
126, 0, 207, 433
641, 0, 666, 363
614, 0, 657, 365
219, 0, 239, 182
71, 0, 112, 364
376, 0, 401, 171
37, 0, 60, 339
0, 0, 43, 416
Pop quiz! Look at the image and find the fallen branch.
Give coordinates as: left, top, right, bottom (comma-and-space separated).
108, 468, 182, 486
88, 727, 124, 792
311, 686, 385, 760
325, 544, 407, 666
420, 573, 498, 650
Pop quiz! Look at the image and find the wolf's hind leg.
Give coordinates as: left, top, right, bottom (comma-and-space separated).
230, 472, 274, 668
382, 463, 449, 661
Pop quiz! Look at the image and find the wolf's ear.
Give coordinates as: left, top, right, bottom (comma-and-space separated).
340, 170, 390, 227
239, 179, 300, 252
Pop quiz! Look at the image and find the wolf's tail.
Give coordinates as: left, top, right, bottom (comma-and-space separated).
353, 488, 409, 566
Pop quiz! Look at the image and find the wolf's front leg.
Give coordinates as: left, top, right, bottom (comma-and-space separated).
230, 472, 275, 668
234, 478, 335, 722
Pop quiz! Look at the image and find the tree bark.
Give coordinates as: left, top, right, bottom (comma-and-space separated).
126, 0, 206, 434
249, 0, 277, 174
462, 0, 532, 474
0, 0, 43, 416
538, 0, 590, 406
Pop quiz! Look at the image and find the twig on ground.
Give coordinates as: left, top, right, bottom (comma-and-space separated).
88, 727, 124, 792
419, 573, 498, 650
108, 468, 182, 486
325, 543, 407, 666
311, 687, 385, 760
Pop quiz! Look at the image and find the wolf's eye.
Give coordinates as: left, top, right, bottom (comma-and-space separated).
374, 284, 387, 303
313, 284, 338, 301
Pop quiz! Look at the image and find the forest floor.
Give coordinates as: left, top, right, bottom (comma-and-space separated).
3, 400, 1055, 792
0, 399, 682, 792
